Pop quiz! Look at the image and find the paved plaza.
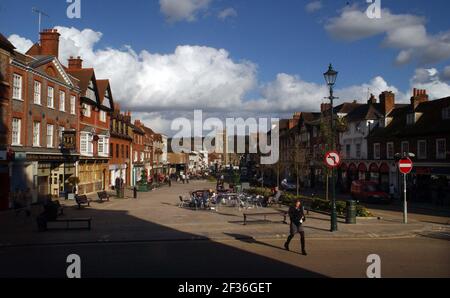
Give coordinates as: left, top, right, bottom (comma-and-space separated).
0, 180, 449, 278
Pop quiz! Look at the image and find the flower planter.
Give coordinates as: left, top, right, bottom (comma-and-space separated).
137, 184, 149, 192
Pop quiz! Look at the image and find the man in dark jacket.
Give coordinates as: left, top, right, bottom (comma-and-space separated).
284, 200, 307, 255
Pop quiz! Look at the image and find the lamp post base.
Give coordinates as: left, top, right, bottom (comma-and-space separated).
331, 211, 338, 232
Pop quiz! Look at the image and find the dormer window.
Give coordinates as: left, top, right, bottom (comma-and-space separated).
442, 107, 450, 120
406, 113, 415, 125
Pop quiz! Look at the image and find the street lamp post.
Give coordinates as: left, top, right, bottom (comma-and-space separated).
324, 64, 339, 232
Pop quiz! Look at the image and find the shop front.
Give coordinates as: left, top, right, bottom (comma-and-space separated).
132, 163, 144, 185
109, 163, 128, 189
412, 165, 450, 206
78, 159, 109, 195
11, 153, 78, 201
358, 163, 367, 180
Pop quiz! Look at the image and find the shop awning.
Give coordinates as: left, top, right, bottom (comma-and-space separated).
379, 163, 390, 173
369, 163, 379, 173
358, 163, 367, 172
413, 167, 450, 176
348, 163, 357, 173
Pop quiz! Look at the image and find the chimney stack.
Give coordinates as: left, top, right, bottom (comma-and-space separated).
367, 94, 377, 105
39, 29, 60, 58
68, 56, 83, 70
379, 91, 395, 116
411, 88, 428, 109
321, 103, 331, 112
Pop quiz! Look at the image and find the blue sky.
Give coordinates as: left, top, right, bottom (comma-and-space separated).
1, 0, 449, 133
2, 0, 449, 87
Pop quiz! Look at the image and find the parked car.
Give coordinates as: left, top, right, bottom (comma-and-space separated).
351, 180, 390, 204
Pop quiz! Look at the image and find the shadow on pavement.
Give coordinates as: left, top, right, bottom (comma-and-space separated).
223, 233, 303, 255
0, 205, 326, 278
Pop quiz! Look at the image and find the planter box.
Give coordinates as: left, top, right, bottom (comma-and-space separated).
137, 184, 149, 192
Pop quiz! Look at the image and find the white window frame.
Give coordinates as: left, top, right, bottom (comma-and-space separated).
58, 126, 64, 148
373, 143, 381, 160
436, 139, 446, 160
98, 136, 109, 157
34, 81, 41, 105
59, 91, 66, 112
100, 110, 106, 122
134, 151, 138, 162
417, 140, 427, 159
386, 142, 394, 159
356, 143, 361, 159
442, 107, 450, 120
80, 132, 93, 156
46, 124, 54, 148
47, 86, 54, 108
33, 122, 40, 147
82, 104, 91, 117
12, 118, 21, 146
401, 141, 409, 155
70, 95, 76, 115
13, 74, 22, 100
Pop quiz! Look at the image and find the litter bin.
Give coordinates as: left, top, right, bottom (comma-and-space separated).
346, 200, 357, 224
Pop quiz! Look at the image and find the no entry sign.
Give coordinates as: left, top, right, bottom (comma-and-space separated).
399, 157, 413, 174
324, 151, 341, 168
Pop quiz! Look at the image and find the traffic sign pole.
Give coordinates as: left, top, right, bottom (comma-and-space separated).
398, 157, 412, 224
403, 173, 407, 224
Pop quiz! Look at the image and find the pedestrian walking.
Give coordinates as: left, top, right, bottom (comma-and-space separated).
284, 200, 307, 255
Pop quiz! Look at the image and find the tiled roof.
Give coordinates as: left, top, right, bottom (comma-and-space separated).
0, 33, 15, 52
66, 68, 95, 94
370, 97, 450, 138
96, 79, 114, 110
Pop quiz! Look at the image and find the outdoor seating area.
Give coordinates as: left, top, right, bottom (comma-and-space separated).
178, 188, 269, 212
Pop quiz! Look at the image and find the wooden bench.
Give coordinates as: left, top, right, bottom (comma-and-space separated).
97, 191, 110, 202
46, 218, 92, 231
243, 211, 288, 225
75, 195, 90, 209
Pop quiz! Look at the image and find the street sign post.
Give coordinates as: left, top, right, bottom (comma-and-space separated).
324, 151, 341, 168
398, 157, 413, 224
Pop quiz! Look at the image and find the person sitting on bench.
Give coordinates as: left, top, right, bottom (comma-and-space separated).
268, 187, 282, 205
37, 198, 59, 232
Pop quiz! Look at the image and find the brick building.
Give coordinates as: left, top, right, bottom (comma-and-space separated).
0, 29, 81, 205
66, 57, 112, 195
368, 89, 450, 205
109, 106, 132, 188
131, 120, 145, 186
0, 34, 17, 209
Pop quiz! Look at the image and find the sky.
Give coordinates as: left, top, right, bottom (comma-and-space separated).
1, 0, 450, 135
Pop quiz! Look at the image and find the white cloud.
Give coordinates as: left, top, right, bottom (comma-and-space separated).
411, 67, 450, 99
243, 74, 405, 113
7, 26, 449, 136
325, 6, 450, 66
159, 0, 211, 23
306, 1, 323, 13
441, 66, 450, 82
218, 8, 237, 21
11, 26, 257, 114
7, 34, 34, 53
